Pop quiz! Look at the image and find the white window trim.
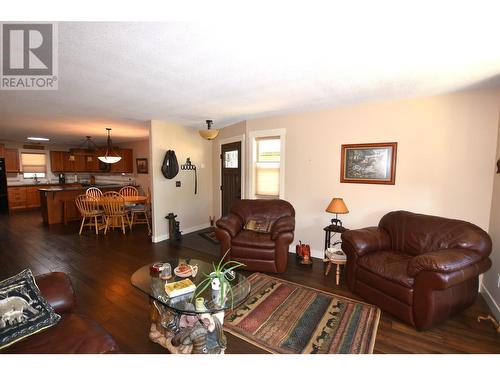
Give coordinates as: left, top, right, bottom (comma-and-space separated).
218, 134, 246, 218
248, 128, 286, 200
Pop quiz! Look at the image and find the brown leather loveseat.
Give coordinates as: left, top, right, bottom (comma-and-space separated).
215, 199, 295, 273
341, 211, 492, 330
3, 272, 120, 353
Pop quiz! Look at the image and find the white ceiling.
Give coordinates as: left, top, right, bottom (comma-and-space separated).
1, 10, 500, 145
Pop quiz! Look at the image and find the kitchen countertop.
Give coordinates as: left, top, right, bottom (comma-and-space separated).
39, 184, 135, 192
7, 182, 81, 188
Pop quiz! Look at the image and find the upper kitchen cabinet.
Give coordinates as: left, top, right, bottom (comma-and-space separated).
50, 149, 133, 173
0, 144, 5, 158
5, 148, 20, 173
110, 148, 133, 173
50, 151, 65, 172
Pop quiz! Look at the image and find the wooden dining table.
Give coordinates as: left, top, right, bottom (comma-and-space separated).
121, 196, 147, 205
84, 195, 147, 232
90, 195, 147, 205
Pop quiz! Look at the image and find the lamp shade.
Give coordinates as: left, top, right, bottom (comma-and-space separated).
199, 119, 219, 140
199, 129, 219, 140
325, 198, 349, 214
98, 128, 122, 164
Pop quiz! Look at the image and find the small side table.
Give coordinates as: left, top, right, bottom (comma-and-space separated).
323, 224, 348, 284
323, 224, 348, 259
325, 257, 346, 285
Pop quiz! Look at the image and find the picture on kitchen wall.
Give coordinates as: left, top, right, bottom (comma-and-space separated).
340, 142, 397, 184
136, 158, 148, 174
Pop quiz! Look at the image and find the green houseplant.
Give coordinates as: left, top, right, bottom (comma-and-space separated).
193, 250, 245, 307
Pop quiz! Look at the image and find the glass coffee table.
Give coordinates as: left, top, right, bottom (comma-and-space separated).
131, 257, 251, 354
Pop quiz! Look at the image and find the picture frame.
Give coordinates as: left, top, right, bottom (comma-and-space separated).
136, 158, 148, 174
340, 142, 397, 184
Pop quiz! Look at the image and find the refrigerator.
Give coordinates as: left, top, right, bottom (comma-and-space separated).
0, 159, 8, 214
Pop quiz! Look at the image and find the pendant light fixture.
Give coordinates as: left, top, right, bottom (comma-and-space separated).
199, 120, 219, 140
98, 128, 122, 164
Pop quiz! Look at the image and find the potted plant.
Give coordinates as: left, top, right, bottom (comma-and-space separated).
193, 250, 245, 307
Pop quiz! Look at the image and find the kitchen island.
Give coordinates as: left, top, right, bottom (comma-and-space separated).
39, 184, 131, 225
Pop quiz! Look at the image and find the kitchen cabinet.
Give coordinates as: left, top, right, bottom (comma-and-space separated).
26, 185, 45, 208
50, 151, 65, 172
0, 144, 5, 158
5, 148, 20, 173
8, 184, 80, 211
74, 154, 87, 172
50, 149, 133, 173
85, 154, 100, 172
110, 148, 133, 173
8, 187, 27, 210
62, 152, 75, 172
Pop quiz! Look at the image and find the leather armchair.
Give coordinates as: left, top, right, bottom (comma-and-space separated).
342, 211, 492, 330
215, 199, 295, 273
3, 272, 120, 353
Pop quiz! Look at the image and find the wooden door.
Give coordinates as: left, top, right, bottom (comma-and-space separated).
50, 151, 65, 172
85, 154, 100, 172
4, 148, 20, 173
110, 149, 124, 172
121, 149, 133, 173
26, 186, 45, 208
8, 187, 27, 210
221, 141, 242, 216
62, 152, 75, 172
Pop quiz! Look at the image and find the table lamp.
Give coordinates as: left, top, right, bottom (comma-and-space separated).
325, 198, 349, 227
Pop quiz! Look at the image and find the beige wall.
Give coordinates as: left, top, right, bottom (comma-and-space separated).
216, 89, 500, 260
116, 139, 151, 194
150, 120, 213, 242
212, 121, 246, 217
485, 113, 500, 320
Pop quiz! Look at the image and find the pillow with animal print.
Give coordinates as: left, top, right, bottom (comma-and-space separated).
0, 269, 61, 349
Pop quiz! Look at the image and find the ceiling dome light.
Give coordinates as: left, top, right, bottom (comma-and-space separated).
199, 120, 219, 140
98, 128, 122, 164
27, 136, 50, 142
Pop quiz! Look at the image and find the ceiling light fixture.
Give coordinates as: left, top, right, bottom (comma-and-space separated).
199, 120, 219, 140
27, 137, 50, 142
97, 128, 122, 164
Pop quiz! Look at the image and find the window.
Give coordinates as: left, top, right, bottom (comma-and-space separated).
224, 150, 238, 168
255, 136, 281, 197
21, 153, 47, 179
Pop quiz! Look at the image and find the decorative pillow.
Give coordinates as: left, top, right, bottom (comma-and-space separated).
0, 269, 61, 349
244, 218, 272, 233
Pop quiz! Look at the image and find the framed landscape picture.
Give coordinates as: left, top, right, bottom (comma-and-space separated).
136, 158, 148, 174
340, 142, 397, 184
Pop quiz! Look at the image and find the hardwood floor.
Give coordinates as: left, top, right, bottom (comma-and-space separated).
0, 211, 499, 354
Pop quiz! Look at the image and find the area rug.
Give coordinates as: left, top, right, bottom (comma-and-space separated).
198, 228, 219, 244
224, 273, 380, 354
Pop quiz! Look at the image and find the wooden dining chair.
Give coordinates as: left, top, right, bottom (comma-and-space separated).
86, 187, 103, 198
75, 194, 105, 235
119, 186, 138, 197
129, 190, 152, 235
101, 192, 130, 235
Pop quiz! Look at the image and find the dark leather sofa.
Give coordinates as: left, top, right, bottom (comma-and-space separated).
3, 272, 119, 353
215, 199, 295, 273
341, 211, 492, 330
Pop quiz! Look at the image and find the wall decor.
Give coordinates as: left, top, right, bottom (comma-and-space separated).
181, 157, 197, 194
340, 142, 397, 184
161, 150, 179, 179
136, 158, 148, 174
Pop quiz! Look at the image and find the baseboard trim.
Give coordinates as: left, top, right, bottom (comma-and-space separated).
480, 282, 500, 322
152, 223, 209, 243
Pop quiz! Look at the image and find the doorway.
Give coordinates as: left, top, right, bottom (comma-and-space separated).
221, 141, 242, 216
